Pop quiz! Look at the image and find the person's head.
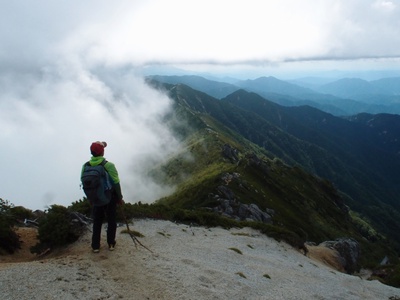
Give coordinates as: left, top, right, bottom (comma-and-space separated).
90, 141, 107, 157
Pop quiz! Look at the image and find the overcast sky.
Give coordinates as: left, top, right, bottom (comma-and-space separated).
1, 0, 400, 210
2, 1, 400, 74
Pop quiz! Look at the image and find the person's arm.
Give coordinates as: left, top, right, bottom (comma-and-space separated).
104, 161, 124, 201
113, 182, 124, 203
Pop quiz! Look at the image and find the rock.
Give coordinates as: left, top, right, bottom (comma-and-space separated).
212, 171, 273, 224
247, 153, 270, 175
217, 185, 236, 200
319, 238, 360, 274
240, 203, 272, 223
220, 199, 234, 215
222, 144, 239, 163
212, 189, 272, 224
380, 255, 390, 265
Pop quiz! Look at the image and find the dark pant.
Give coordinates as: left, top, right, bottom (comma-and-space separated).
91, 198, 117, 250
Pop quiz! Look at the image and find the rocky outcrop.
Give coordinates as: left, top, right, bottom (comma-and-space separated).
319, 238, 360, 274
222, 144, 239, 163
210, 172, 274, 223
213, 197, 273, 224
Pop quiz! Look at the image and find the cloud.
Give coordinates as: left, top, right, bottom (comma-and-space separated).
58, 1, 327, 65
50, 0, 400, 67
320, 1, 399, 59
2, 1, 400, 69
0, 60, 181, 210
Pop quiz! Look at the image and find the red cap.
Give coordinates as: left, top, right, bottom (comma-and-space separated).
90, 141, 107, 156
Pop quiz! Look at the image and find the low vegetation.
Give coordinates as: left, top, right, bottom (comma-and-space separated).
0, 199, 35, 254
121, 228, 144, 238
236, 272, 246, 278
30, 205, 84, 254
228, 247, 243, 255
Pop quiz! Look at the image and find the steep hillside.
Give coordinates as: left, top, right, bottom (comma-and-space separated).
222, 90, 400, 185
221, 89, 400, 247
146, 80, 399, 267
345, 113, 400, 154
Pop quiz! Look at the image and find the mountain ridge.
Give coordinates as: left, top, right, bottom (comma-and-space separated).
145, 80, 400, 272
148, 74, 400, 115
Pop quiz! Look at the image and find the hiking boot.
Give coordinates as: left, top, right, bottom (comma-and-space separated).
92, 248, 100, 253
108, 242, 116, 251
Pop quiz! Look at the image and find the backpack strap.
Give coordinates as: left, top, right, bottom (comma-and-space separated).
100, 160, 112, 186
100, 159, 108, 168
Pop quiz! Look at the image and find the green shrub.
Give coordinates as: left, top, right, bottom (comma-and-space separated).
31, 205, 82, 254
229, 247, 243, 255
0, 198, 20, 254
384, 264, 400, 288
349, 211, 382, 241
10, 206, 34, 221
121, 228, 144, 237
68, 198, 91, 217
0, 198, 13, 212
0, 216, 20, 254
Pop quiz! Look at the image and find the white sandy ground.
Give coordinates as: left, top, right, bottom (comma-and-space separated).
1, 219, 400, 300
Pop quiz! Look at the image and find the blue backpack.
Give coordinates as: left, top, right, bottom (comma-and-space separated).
81, 160, 112, 206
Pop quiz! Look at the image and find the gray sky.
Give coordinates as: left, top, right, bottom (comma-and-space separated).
1, 0, 400, 210
2, 1, 400, 72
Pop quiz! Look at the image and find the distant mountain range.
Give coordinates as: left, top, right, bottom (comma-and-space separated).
148, 75, 400, 116
316, 77, 400, 100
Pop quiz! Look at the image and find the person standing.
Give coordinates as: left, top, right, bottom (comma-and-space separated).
81, 141, 124, 253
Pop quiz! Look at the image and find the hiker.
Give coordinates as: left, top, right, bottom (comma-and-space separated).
81, 141, 124, 253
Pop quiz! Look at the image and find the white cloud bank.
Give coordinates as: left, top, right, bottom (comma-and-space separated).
0, 61, 180, 209
2, 1, 400, 67
68, 1, 400, 65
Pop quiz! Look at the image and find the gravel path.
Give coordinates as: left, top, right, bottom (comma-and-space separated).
1, 219, 399, 299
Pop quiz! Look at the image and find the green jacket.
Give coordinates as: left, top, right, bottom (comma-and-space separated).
81, 156, 123, 200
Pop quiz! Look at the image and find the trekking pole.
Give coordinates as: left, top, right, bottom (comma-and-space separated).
118, 204, 154, 254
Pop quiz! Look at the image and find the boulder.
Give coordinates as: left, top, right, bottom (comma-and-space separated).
217, 185, 236, 200
215, 200, 272, 224
222, 144, 239, 163
212, 172, 273, 224
319, 238, 360, 274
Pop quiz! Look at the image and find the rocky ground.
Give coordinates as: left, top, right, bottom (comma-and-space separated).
1, 219, 399, 299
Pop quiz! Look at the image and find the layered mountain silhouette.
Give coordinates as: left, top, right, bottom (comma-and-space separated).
149, 75, 400, 115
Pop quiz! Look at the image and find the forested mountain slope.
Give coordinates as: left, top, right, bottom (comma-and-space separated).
146, 80, 400, 265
